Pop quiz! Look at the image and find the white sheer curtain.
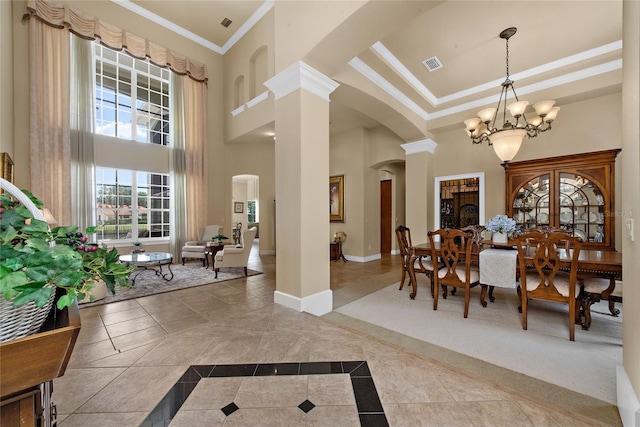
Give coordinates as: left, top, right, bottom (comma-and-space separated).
70, 34, 96, 233
28, 17, 71, 224
170, 73, 187, 260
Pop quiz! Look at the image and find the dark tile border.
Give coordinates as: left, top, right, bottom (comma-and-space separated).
140, 361, 387, 427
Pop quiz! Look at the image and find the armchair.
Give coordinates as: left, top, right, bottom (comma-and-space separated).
181, 225, 223, 266
214, 226, 257, 278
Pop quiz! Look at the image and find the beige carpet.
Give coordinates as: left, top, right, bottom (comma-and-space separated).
79, 263, 262, 308
336, 282, 622, 404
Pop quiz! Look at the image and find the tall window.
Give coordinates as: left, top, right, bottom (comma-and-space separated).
95, 44, 171, 145
93, 44, 173, 244
96, 168, 170, 242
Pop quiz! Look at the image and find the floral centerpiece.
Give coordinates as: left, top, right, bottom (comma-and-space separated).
485, 214, 517, 244
0, 189, 132, 311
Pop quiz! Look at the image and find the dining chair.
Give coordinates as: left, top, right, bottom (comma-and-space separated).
395, 226, 439, 292
449, 225, 487, 302
428, 228, 481, 318
514, 230, 583, 341
578, 277, 621, 330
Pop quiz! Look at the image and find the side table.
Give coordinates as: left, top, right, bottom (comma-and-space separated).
205, 242, 224, 269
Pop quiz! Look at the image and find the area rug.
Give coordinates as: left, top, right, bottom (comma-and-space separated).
336, 283, 622, 404
79, 263, 262, 308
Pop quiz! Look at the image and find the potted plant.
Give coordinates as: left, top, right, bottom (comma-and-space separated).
485, 214, 517, 244
211, 233, 229, 246
0, 184, 132, 340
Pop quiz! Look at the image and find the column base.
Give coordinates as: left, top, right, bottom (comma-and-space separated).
274, 290, 332, 316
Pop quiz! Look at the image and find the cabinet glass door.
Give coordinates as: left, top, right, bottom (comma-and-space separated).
512, 174, 550, 230
559, 173, 605, 243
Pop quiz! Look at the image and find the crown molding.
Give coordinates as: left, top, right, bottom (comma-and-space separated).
349, 57, 429, 120
110, 0, 274, 55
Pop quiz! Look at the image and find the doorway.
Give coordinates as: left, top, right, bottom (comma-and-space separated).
380, 179, 392, 253
434, 172, 485, 230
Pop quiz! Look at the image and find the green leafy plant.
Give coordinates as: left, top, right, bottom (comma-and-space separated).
0, 191, 132, 309
211, 233, 229, 243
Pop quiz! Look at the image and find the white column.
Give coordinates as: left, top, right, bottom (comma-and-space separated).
264, 61, 339, 316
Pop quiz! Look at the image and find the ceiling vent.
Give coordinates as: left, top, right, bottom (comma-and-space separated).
422, 56, 443, 72
221, 17, 232, 28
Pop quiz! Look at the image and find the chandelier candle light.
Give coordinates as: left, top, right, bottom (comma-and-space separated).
464, 27, 560, 167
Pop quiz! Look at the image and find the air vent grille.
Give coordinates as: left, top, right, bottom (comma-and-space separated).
422, 56, 443, 72
221, 17, 232, 28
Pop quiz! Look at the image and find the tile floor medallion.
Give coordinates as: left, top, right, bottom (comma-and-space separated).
140, 361, 387, 426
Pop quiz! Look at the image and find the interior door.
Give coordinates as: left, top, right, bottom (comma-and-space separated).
380, 180, 392, 253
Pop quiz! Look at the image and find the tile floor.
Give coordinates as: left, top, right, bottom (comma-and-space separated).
52, 243, 620, 426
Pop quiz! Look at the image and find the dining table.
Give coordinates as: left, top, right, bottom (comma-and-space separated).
407, 240, 622, 328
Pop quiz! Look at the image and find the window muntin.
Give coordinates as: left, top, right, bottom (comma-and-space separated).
95, 44, 170, 145
96, 168, 170, 242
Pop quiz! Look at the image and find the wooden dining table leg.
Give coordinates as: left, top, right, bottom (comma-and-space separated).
408, 249, 419, 300
479, 284, 488, 307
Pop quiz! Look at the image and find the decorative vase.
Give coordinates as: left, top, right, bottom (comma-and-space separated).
492, 231, 508, 244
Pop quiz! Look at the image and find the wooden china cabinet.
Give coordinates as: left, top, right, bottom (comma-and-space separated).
505, 149, 621, 250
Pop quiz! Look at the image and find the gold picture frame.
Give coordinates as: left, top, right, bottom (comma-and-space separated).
330, 175, 345, 223
1, 152, 14, 183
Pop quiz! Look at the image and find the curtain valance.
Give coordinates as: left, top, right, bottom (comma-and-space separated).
23, 0, 208, 82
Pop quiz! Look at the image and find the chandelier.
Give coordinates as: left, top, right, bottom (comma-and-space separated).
464, 27, 560, 167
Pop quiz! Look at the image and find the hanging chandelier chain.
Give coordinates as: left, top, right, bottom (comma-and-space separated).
505, 37, 510, 80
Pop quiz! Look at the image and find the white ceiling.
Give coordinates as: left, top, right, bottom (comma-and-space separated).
114, 0, 623, 142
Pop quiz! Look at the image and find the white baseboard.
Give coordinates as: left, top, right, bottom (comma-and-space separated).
343, 253, 381, 263
390, 249, 400, 255
274, 289, 332, 316
617, 366, 640, 426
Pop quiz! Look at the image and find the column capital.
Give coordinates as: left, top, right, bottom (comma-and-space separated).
401, 138, 438, 154
264, 61, 339, 101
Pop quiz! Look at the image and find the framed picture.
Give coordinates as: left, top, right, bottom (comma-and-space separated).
1, 152, 14, 183
234, 202, 244, 213
330, 175, 345, 222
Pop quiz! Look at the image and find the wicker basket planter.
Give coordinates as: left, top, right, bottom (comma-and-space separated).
0, 178, 56, 342
0, 290, 55, 342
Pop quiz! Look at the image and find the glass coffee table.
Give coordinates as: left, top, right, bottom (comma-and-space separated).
119, 252, 174, 284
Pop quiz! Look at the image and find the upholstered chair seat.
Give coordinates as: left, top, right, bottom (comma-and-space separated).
214, 227, 257, 278
181, 225, 223, 266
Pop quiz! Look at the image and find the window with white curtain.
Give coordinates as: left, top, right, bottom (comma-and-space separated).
95, 168, 170, 242
94, 44, 171, 145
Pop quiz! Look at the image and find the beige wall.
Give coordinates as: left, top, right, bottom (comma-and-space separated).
0, 0, 14, 156
330, 128, 366, 257
224, 8, 275, 143
621, 0, 640, 401
272, 1, 364, 72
